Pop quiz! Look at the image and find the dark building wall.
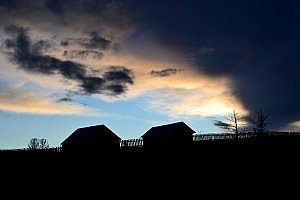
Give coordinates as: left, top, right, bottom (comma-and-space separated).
143, 132, 193, 149
62, 141, 120, 153
143, 135, 191, 146
61, 127, 121, 154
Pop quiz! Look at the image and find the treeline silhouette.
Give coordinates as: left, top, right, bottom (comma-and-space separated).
2, 131, 299, 153
1, 130, 300, 166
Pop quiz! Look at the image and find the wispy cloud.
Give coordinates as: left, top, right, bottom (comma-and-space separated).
150, 68, 179, 77
56, 97, 73, 103
0, 85, 102, 116
213, 120, 231, 129
60, 31, 115, 51
62, 50, 104, 60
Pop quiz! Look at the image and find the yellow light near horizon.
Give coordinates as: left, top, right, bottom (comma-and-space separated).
286, 121, 300, 132
0, 38, 249, 118
76, 49, 249, 117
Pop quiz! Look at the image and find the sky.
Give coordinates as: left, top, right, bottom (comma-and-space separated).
0, 0, 300, 149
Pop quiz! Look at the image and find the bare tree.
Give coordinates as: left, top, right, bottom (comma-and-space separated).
249, 108, 269, 135
28, 138, 49, 150
214, 109, 246, 139
28, 138, 40, 149
39, 138, 49, 149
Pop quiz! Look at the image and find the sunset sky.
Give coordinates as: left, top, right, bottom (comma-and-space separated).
0, 0, 300, 149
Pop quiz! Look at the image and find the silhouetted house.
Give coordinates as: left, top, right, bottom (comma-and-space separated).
141, 121, 195, 150
61, 124, 121, 154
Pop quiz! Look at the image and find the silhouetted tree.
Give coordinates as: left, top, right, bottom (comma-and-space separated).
249, 108, 269, 134
28, 138, 40, 149
28, 138, 49, 150
39, 138, 50, 149
214, 109, 246, 139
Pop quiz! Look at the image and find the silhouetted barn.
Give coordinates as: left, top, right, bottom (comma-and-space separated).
61, 124, 121, 154
141, 121, 195, 149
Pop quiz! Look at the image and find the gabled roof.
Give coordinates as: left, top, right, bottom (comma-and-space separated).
61, 124, 121, 145
141, 121, 195, 138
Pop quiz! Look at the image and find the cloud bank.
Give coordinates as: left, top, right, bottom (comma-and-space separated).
130, 0, 300, 130
0, 0, 299, 132
3, 25, 134, 96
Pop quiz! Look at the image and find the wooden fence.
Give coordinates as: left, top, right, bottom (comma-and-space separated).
193, 133, 235, 141
46, 147, 62, 152
192, 132, 261, 141
120, 138, 143, 147
0, 147, 62, 152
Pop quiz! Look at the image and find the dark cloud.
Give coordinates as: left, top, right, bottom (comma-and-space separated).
63, 50, 104, 60
213, 120, 231, 130
32, 40, 52, 54
103, 66, 134, 84
55, 96, 87, 106
0, 0, 121, 17
0, 0, 133, 40
56, 97, 73, 103
0, 0, 19, 10
3, 24, 26, 35
60, 32, 115, 51
85, 31, 112, 50
3, 25, 134, 96
150, 68, 179, 77
132, 0, 300, 130
45, 0, 64, 15
81, 66, 134, 95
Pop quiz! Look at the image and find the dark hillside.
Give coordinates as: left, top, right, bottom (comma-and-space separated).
1, 135, 300, 195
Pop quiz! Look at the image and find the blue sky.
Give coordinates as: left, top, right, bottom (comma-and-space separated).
0, 0, 300, 149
